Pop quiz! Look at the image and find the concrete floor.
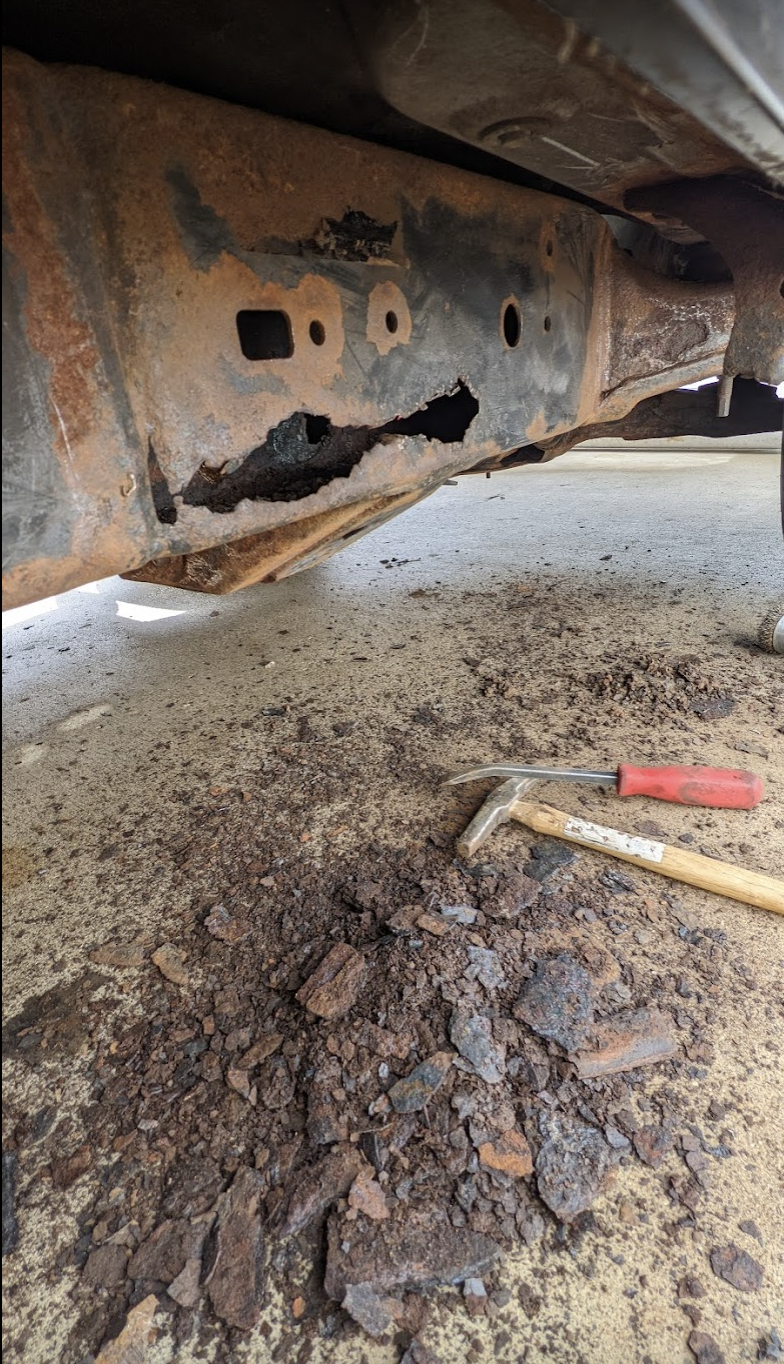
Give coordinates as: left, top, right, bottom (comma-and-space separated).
3, 448, 780, 755
3, 448, 783, 1364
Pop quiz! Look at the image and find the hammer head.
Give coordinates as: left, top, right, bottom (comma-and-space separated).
454, 775, 539, 859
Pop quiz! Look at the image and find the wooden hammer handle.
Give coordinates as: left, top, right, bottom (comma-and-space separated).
510, 799, 784, 915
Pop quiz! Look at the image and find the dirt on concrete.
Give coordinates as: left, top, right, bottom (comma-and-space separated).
2, 452, 783, 1364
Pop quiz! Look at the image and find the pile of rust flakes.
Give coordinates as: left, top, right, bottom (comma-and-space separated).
3, 834, 768, 1364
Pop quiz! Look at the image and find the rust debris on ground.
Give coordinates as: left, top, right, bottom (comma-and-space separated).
2, 568, 781, 1363
2, 810, 771, 1359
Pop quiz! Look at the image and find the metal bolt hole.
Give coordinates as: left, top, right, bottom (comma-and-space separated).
503, 303, 521, 348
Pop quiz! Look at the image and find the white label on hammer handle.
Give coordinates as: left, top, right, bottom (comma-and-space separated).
563, 817, 665, 864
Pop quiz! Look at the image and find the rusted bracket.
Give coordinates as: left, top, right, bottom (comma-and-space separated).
3, 50, 734, 604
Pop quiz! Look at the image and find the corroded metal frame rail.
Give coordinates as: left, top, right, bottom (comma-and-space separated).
3, 50, 734, 604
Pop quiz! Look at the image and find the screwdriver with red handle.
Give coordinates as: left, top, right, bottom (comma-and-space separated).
445, 762, 763, 808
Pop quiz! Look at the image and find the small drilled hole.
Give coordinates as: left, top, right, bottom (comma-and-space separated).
545, 240, 554, 257
309, 320, 326, 346
237, 310, 293, 360
503, 302, 521, 348
385, 310, 399, 334
543, 315, 551, 332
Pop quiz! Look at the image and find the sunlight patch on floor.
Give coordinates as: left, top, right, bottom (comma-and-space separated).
115, 600, 187, 623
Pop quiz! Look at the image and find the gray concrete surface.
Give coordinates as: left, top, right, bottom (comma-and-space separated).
580, 432, 779, 453
2, 449, 780, 754
2, 448, 783, 1364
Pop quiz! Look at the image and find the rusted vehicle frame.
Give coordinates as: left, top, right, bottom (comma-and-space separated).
0, 49, 767, 606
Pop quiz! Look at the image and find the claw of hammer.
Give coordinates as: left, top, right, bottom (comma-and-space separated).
456, 775, 539, 859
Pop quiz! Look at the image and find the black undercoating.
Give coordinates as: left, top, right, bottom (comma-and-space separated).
147, 442, 178, 525
308, 210, 398, 263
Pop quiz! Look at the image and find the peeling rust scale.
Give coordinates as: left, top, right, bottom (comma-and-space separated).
3, 50, 735, 605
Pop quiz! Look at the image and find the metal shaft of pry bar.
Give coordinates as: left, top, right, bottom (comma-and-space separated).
445, 764, 617, 786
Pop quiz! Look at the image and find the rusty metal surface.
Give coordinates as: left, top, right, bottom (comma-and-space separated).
5, 0, 774, 225
351, 0, 759, 228
544, 0, 784, 184
469, 379, 783, 470
627, 176, 784, 388
2, 59, 153, 606
3, 51, 737, 606
593, 258, 734, 422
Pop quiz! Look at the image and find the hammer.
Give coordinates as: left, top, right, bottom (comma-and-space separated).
447, 773, 784, 915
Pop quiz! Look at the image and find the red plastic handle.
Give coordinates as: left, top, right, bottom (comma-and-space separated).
616, 764, 763, 809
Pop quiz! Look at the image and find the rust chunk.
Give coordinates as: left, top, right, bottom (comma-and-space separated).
90, 941, 147, 969
387, 1052, 454, 1113
206, 1168, 265, 1330
324, 1207, 500, 1299
477, 1130, 533, 1178
633, 1124, 673, 1169
535, 1114, 614, 1222
688, 1332, 726, 1364
51, 1143, 92, 1189
515, 952, 593, 1052
151, 944, 190, 987
128, 1218, 206, 1286
341, 1282, 393, 1338
295, 944, 365, 1019
573, 1007, 678, 1078
93, 1296, 159, 1364
347, 1169, 389, 1222
709, 1243, 764, 1292
275, 1145, 370, 1237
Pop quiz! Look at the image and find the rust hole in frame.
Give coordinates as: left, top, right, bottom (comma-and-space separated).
171, 381, 479, 516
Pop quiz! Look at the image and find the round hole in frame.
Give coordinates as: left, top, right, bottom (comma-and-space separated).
543, 314, 552, 332
503, 302, 521, 348
309, 320, 326, 346
385, 310, 399, 334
